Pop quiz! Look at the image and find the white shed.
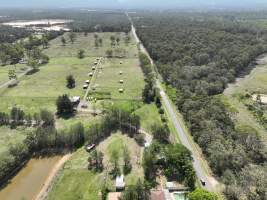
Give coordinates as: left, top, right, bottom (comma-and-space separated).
116, 175, 125, 190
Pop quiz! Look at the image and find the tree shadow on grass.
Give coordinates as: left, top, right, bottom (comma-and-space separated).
25, 68, 40, 75
56, 112, 76, 120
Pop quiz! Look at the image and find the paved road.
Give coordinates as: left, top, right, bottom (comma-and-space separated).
127, 13, 219, 192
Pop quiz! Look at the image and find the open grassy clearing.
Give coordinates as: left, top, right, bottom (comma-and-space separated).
48, 133, 143, 200
91, 58, 145, 100
0, 126, 29, 156
0, 57, 95, 114
44, 32, 138, 59
223, 55, 267, 140
48, 148, 101, 200
134, 103, 162, 132
97, 132, 144, 185
0, 64, 29, 85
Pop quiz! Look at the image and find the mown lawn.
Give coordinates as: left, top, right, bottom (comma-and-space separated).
93, 58, 145, 100
0, 57, 95, 114
0, 126, 28, 156
49, 133, 144, 200
48, 149, 101, 200
44, 32, 138, 59
134, 103, 162, 132
97, 133, 144, 185
0, 64, 29, 85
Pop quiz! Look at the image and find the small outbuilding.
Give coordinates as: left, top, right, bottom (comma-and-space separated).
85, 80, 90, 84
88, 72, 93, 77
69, 96, 80, 105
120, 61, 123, 64
83, 84, 88, 89
166, 182, 188, 192
92, 66, 96, 70
119, 88, 124, 93
85, 144, 96, 152
119, 80, 124, 84
116, 175, 125, 191
94, 61, 98, 65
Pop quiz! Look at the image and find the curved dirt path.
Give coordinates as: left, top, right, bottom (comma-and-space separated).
35, 154, 72, 200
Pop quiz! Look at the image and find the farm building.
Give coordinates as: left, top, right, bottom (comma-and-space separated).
85, 80, 90, 84
119, 88, 124, 93
166, 182, 188, 192
94, 62, 98, 65
115, 175, 125, 191
83, 84, 88, 89
92, 66, 96, 70
69, 96, 80, 106
119, 71, 123, 75
120, 61, 123, 64
88, 72, 93, 76
119, 80, 124, 84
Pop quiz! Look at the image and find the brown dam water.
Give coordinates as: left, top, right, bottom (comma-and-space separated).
0, 156, 62, 200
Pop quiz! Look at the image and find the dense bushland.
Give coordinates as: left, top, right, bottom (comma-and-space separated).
133, 12, 267, 199
0, 9, 131, 33
0, 25, 31, 43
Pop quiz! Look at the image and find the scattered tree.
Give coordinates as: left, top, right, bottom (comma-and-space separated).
66, 75, 76, 88
61, 36, 66, 46
69, 32, 76, 44
106, 49, 113, 58
123, 146, 132, 174
77, 49, 85, 59
188, 189, 218, 200
56, 94, 74, 115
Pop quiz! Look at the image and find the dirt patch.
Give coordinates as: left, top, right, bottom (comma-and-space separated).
35, 153, 72, 200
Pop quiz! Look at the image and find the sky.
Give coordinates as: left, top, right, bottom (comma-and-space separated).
1, 0, 267, 10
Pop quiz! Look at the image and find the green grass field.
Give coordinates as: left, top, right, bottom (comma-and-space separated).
48, 148, 101, 200
44, 32, 138, 59
0, 31, 144, 115
97, 133, 144, 185
49, 133, 143, 200
0, 57, 96, 113
92, 58, 145, 100
223, 56, 267, 140
134, 103, 162, 132
0, 31, 151, 199
0, 64, 29, 85
0, 126, 29, 156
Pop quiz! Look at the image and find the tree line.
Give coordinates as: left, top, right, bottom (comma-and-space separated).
0, 31, 62, 67
133, 12, 267, 200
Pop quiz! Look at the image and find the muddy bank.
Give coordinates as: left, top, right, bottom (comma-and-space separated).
0, 156, 62, 200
